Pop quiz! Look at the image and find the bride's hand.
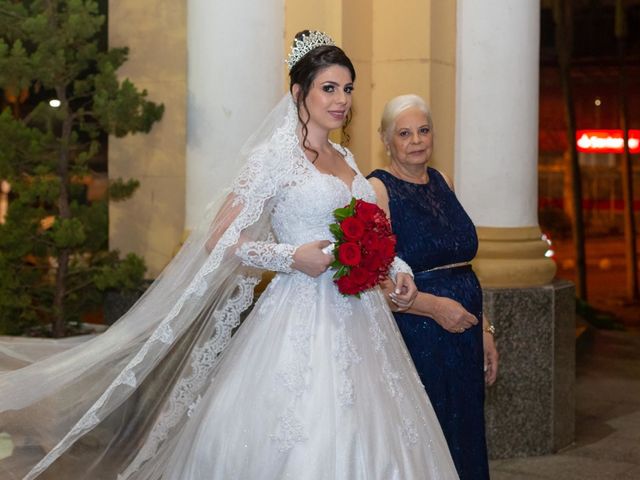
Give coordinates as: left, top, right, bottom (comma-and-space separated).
291, 240, 333, 277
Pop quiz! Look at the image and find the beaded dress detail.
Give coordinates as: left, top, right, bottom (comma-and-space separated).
368, 168, 490, 480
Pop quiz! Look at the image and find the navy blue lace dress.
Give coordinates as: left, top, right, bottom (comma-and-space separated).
368, 168, 489, 480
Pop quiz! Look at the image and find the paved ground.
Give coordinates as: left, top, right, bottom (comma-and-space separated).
490, 235, 640, 478
552, 235, 640, 332
490, 328, 640, 479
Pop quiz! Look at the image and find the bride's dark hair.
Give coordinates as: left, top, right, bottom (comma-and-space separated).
289, 30, 356, 162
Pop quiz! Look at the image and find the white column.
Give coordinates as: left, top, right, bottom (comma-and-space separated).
455, 0, 539, 227
186, 0, 284, 229
454, 0, 555, 287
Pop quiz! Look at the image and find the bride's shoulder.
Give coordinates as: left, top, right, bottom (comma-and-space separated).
331, 142, 359, 169
329, 141, 350, 156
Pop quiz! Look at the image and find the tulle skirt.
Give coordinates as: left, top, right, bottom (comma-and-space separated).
159, 270, 458, 479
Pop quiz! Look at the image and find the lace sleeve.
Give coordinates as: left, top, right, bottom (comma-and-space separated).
389, 256, 413, 282
236, 241, 297, 273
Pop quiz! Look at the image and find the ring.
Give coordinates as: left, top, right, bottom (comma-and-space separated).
321, 243, 335, 255
458, 327, 464, 333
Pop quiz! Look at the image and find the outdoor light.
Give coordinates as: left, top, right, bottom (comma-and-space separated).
541, 233, 554, 259
576, 129, 640, 154
49, 99, 61, 108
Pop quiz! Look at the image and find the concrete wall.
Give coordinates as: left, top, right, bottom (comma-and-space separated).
108, 1, 187, 277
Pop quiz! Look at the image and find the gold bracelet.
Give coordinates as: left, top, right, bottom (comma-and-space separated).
483, 323, 495, 335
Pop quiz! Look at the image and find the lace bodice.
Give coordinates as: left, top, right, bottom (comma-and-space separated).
368, 168, 478, 271
234, 145, 414, 278
270, 146, 376, 246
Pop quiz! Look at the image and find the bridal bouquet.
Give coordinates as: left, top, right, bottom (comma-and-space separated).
327, 198, 396, 296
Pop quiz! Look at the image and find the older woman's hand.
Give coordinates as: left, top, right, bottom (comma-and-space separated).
430, 296, 479, 333
483, 327, 499, 386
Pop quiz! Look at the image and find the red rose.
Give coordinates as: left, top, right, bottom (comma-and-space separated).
349, 266, 371, 287
336, 275, 359, 295
337, 242, 362, 266
361, 231, 381, 252
354, 200, 379, 223
340, 216, 365, 241
360, 252, 383, 272
373, 214, 392, 235
380, 236, 396, 258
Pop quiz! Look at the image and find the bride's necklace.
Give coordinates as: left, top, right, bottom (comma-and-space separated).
388, 163, 428, 184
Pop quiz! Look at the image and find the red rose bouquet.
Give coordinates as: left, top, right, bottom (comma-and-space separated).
327, 198, 396, 296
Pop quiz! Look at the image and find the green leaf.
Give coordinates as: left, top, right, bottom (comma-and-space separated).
334, 198, 356, 220
329, 223, 343, 241
93, 252, 147, 292
109, 178, 140, 201
332, 265, 349, 280
50, 217, 87, 248
333, 208, 350, 221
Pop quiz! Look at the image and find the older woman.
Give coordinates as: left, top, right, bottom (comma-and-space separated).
368, 94, 498, 480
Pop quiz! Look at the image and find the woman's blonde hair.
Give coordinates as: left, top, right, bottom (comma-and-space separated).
379, 94, 433, 143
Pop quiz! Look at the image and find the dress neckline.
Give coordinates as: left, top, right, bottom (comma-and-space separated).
304, 142, 358, 193
377, 167, 433, 187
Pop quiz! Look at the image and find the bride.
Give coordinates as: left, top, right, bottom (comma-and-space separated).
0, 31, 458, 479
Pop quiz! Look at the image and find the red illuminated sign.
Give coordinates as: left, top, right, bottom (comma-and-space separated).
576, 129, 640, 154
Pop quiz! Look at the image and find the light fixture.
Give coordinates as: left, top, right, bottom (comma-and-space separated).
49, 99, 61, 108
594, 98, 602, 107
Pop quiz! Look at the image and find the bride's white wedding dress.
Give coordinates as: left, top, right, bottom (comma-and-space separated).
156, 147, 458, 480
0, 95, 457, 480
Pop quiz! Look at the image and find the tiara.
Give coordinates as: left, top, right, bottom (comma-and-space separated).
285, 31, 335, 70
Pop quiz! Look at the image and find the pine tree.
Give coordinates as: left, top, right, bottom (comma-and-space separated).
0, 0, 164, 336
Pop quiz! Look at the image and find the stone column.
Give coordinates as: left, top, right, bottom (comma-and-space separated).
455, 0, 556, 287
186, 0, 284, 229
455, 0, 573, 457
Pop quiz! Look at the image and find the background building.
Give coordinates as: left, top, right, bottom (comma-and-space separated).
539, 1, 640, 237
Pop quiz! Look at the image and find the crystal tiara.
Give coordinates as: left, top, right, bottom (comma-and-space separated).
285, 31, 335, 70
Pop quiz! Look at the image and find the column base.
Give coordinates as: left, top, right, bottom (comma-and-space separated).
484, 279, 575, 458
473, 226, 557, 288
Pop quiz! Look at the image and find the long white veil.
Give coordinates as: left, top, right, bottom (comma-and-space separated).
0, 94, 301, 480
